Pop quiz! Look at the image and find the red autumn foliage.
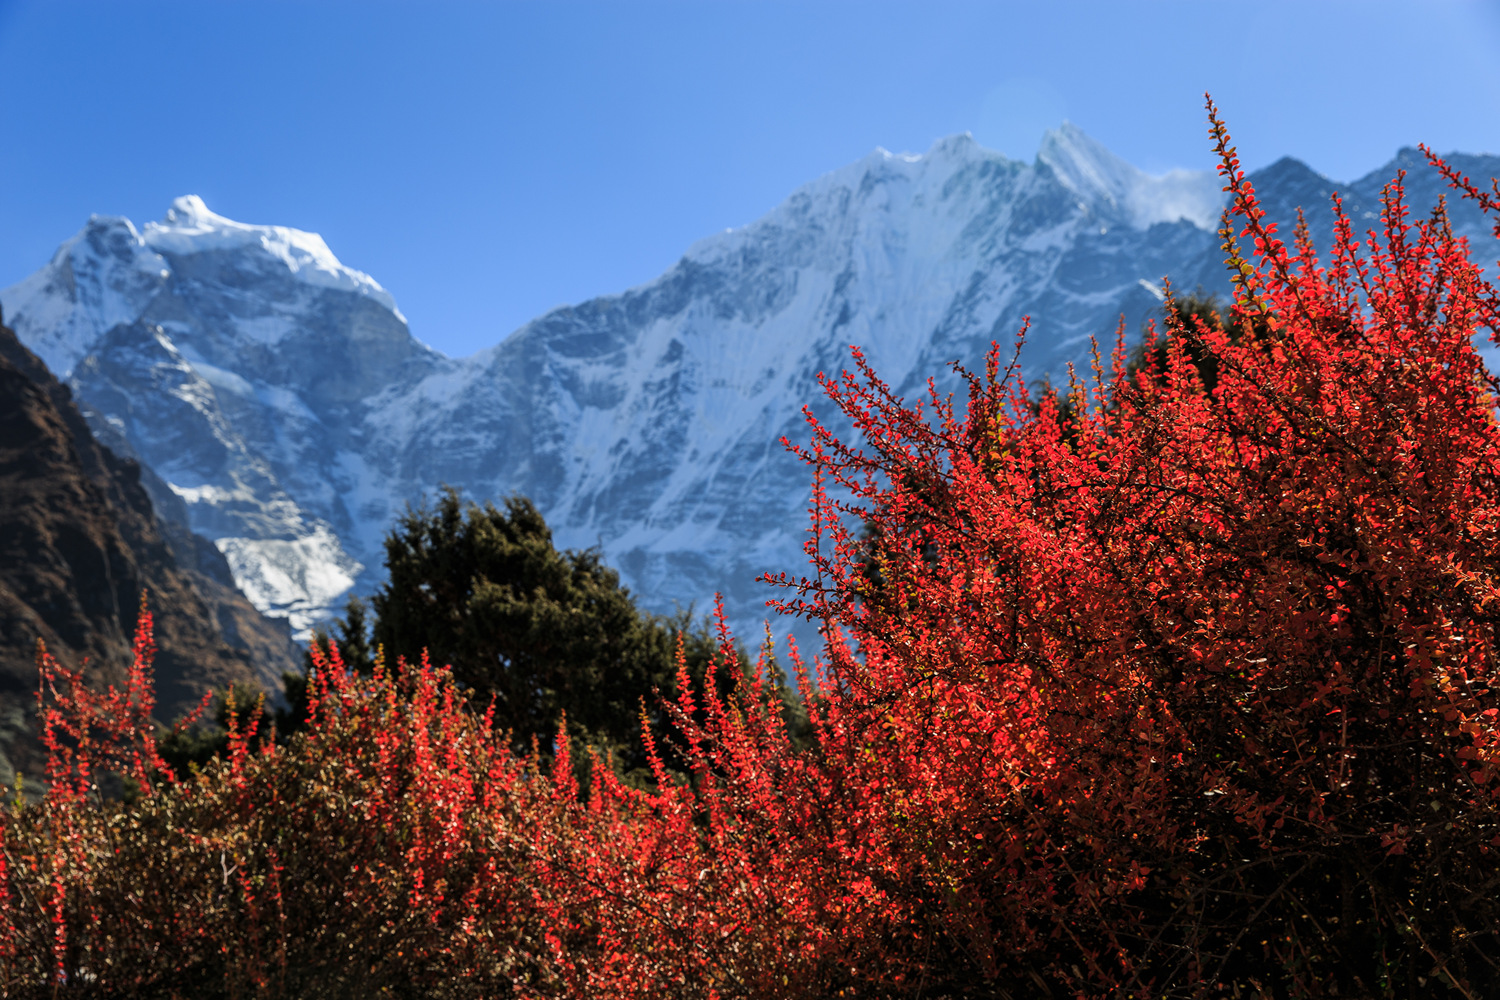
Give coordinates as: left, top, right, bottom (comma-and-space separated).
747, 100, 1500, 994
3, 98, 1500, 998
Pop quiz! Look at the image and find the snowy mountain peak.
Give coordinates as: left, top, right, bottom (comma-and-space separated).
2, 215, 167, 377
1039, 122, 1137, 204
1039, 121, 1224, 231
161, 194, 223, 226
143, 196, 403, 320
924, 131, 984, 161
2, 198, 409, 379
862, 132, 1004, 177
685, 132, 1014, 266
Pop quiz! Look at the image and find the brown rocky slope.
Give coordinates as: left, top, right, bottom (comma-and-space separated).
0, 315, 298, 787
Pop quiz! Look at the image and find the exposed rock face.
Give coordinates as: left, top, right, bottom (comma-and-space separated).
4, 134, 1496, 642
0, 319, 299, 786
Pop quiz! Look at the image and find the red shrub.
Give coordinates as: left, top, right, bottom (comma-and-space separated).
740, 98, 1500, 996
4, 99, 1500, 999
2, 618, 575, 995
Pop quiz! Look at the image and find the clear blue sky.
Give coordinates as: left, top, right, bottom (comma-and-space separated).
2, 1, 1497, 358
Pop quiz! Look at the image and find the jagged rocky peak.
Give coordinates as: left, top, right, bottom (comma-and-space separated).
0, 197, 436, 638
1038, 121, 1224, 230
686, 124, 1221, 276
4, 214, 169, 379
145, 195, 403, 318
680, 131, 1022, 278
4, 195, 410, 380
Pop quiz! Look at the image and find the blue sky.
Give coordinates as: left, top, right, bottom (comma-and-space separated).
1, 1, 1497, 358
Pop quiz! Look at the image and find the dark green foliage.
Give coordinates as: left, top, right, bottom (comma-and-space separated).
366, 487, 746, 778
309, 595, 377, 676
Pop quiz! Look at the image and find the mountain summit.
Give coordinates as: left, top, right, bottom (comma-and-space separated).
8, 196, 402, 382
1038, 122, 1224, 229
5, 130, 1496, 638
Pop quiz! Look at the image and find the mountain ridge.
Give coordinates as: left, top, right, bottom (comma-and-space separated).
6, 128, 1496, 640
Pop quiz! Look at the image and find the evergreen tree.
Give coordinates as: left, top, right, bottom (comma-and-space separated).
367, 487, 737, 776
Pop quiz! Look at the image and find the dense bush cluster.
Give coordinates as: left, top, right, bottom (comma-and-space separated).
3, 102, 1499, 998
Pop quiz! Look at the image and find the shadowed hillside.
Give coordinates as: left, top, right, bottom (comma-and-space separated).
0, 314, 298, 788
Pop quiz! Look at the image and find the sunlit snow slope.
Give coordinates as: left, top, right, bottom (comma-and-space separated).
6, 131, 1495, 639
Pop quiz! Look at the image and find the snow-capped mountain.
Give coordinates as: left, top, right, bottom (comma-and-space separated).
4, 195, 443, 634
5, 127, 1496, 639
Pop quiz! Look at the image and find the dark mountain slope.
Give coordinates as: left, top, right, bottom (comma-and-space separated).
0, 316, 298, 786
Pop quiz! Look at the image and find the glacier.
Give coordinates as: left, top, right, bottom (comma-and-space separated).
5, 129, 1497, 642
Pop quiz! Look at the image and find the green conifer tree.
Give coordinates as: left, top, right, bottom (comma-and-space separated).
367, 487, 737, 778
